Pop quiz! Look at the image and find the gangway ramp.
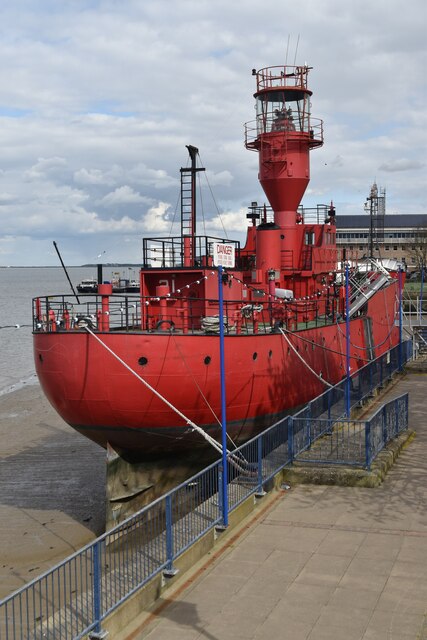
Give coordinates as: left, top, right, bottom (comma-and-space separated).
349, 272, 390, 318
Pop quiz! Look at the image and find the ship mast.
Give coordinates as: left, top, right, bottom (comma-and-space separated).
180, 145, 205, 267
365, 182, 386, 260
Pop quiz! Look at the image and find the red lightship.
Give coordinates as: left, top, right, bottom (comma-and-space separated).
33, 65, 401, 460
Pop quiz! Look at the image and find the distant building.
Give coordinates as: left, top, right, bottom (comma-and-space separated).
335, 213, 427, 269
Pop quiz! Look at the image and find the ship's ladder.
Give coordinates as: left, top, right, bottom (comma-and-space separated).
180, 168, 193, 238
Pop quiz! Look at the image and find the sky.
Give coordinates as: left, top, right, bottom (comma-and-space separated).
0, 0, 426, 266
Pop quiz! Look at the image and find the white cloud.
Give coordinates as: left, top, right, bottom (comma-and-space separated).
0, 0, 425, 264
0, 192, 16, 204
25, 156, 68, 180
99, 185, 150, 206
378, 159, 426, 173
207, 208, 248, 232
74, 168, 110, 185
142, 202, 171, 231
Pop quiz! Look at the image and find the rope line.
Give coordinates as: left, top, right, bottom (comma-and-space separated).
83, 326, 225, 456
83, 326, 255, 475
279, 325, 370, 363
278, 327, 334, 388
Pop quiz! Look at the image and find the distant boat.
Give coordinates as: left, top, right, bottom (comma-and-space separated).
76, 278, 98, 293
126, 279, 140, 293
110, 273, 128, 293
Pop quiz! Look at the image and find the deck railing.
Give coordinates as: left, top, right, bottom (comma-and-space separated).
0, 341, 412, 640
32, 292, 343, 335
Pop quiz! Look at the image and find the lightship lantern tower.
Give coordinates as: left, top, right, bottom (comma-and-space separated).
245, 65, 324, 274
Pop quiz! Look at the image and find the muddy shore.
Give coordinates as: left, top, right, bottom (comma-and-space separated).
0, 383, 106, 600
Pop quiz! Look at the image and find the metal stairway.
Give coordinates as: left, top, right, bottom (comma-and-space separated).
348, 270, 391, 318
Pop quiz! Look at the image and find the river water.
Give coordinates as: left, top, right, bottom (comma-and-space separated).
0, 266, 111, 396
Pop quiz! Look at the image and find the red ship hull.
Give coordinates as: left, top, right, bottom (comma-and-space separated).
33, 281, 399, 459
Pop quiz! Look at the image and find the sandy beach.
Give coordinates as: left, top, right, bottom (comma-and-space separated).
0, 383, 106, 600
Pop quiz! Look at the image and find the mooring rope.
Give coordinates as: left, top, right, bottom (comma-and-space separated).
83, 326, 225, 455
171, 334, 243, 453
83, 326, 255, 474
278, 326, 334, 388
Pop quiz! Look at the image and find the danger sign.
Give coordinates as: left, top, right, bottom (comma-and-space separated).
213, 242, 235, 268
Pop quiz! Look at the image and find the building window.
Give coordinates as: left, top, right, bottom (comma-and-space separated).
393, 246, 397, 251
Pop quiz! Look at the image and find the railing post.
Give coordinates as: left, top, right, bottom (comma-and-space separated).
405, 393, 409, 431
88, 541, 107, 640
394, 397, 400, 438
306, 404, 312, 450
345, 263, 351, 417
382, 404, 388, 446
398, 267, 403, 371
256, 435, 266, 496
217, 265, 229, 528
288, 416, 294, 462
125, 297, 129, 330
163, 494, 178, 577
365, 421, 371, 470
217, 465, 228, 530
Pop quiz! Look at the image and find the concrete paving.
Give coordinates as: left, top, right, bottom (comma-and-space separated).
121, 373, 427, 640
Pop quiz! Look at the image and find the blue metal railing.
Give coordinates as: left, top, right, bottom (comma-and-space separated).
0, 341, 412, 640
293, 392, 408, 468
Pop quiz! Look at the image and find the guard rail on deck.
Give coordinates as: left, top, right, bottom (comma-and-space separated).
0, 341, 412, 640
32, 293, 343, 335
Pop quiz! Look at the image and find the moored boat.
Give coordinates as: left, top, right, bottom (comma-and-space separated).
76, 277, 98, 293
126, 279, 140, 293
33, 64, 402, 460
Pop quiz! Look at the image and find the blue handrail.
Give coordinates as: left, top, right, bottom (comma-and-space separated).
0, 341, 412, 640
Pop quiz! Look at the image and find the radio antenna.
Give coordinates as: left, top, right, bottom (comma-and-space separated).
285, 35, 290, 66
293, 34, 300, 66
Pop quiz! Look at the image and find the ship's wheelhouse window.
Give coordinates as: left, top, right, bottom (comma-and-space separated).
305, 231, 315, 245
